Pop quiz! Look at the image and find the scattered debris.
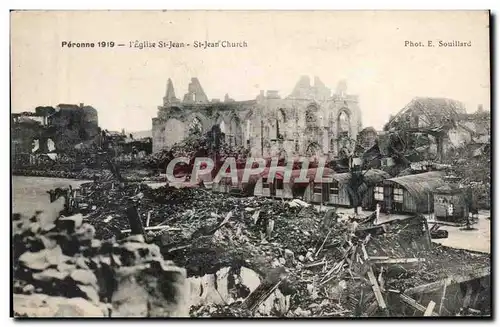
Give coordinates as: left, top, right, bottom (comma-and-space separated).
13, 181, 491, 317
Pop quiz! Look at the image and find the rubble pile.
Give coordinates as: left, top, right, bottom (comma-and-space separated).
142, 149, 175, 170
13, 168, 80, 179
13, 168, 167, 183
141, 129, 247, 170
59, 183, 364, 316
190, 303, 254, 317
73, 185, 348, 272
12, 199, 187, 317
384, 246, 490, 291
35, 181, 491, 317
357, 217, 490, 291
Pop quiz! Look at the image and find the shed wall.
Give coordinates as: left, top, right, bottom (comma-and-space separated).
434, 193, 468, 220
254, 178, 293, 198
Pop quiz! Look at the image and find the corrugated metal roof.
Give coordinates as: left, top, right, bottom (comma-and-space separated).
385, 171, 447, 207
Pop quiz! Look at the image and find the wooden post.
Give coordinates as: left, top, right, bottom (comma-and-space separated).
106, 158, 124, 183
404, 268, 490, 295
462, 282, 474, 309
260, 120, 264, 157
361, 244, 369, 261
367, 266, 387, 312
424, 301, 436, 316
320, 183, 323, 212
126, 204, 146, 237
438, 279, 449, 315
399, 294, 438, 316
427, 192, 430, 214
266, 219, 274, 239
146, 210, 152, 227
426, 219, 432, 249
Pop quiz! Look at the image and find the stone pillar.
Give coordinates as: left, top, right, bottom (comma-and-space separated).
331, 134, 338, 157
322, 128, 329, 155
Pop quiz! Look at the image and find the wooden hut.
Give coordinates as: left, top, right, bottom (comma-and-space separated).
381, 171, 447, 214
303, 173, 348, 205
350, 169, 391, 210
253, 168, 291, 198
433, 184, 469, 221
254, 168, 336, 200
303, 169, 389, 208
212, 176, 230, 193
295, 168, 337, 203
212, 169, 258, 196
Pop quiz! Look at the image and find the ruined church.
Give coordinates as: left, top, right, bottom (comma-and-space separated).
152, 76, 363, 158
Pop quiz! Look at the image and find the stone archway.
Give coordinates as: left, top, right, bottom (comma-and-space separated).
276, 108, 288, 140
304, 104, 322, 156
228, 114, 242, 146
275, 145, 288, 160
219, 120, 227, 134
337, 108, 352, 153
305, 104, 319, 128
188, 116, 203, 135
243, 110, 254, 148
337, 109, 351, 135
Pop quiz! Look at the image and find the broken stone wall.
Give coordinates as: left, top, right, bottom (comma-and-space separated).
153, 76, 363, 157
183, 78, 209, 104
13, 199, 188, 317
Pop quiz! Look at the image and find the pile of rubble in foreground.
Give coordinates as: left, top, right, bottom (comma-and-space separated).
12, 198, 188, 317
14, 181, 491, 317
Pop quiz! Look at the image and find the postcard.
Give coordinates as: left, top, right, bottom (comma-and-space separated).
11, 10, 491, 318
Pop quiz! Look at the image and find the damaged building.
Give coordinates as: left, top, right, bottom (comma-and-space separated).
152, 76, 363, 158
384, 98, 490, 160
11, 103, 100, 160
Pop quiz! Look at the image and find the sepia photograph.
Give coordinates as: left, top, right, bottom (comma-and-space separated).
10, 10, 491, 318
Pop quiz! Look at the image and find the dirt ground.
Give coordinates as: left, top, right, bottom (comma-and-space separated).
12, 176, 90, 215
431, 211, 491, 254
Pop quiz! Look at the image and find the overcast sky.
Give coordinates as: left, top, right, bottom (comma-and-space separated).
11, 10, 490, 132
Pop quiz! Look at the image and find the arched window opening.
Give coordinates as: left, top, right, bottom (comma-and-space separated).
228, 118, 235, 146
337, 109, 352, 155
305, 105, 319, 128
245, 120, 252, 148
279, 149, 287, 160
225, 114, 242, 146
338, 110, 350, 137
279, 108, 287, 123
189, 117, 203, 135
275, 108, 287, 140
217, 121, 227, 144
306, 142, 321, 157
219, 121, 226, 134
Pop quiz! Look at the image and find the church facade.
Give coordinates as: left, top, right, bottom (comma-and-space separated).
152, 76, 363, 159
